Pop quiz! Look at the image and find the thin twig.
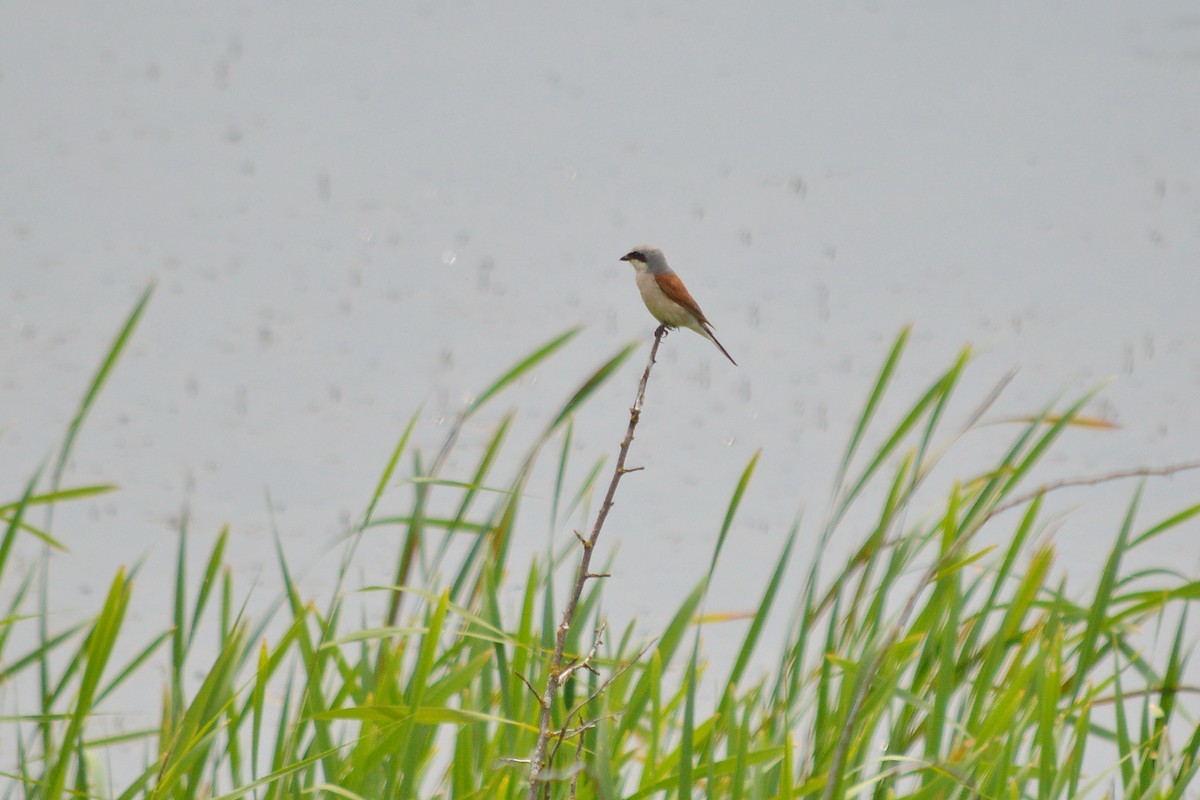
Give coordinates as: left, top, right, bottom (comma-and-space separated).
559, 623, 607, 684
569, 712, 587, 800
546, 639, 658, 774
516, 671, 544, 705
566, 638, 658, 719
548, 708, 601, 793
525, 325, 668, 799
990, 460, 1200, 518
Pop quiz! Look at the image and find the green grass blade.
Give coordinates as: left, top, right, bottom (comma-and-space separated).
724, 519, 798, 694
465, 327, 582, 418
1074, 484, 1141, 698
831, 326, 910, 498
544, 342, 640, 436
43, 567, 132, 798
50, 283, 154, 493
706, 451, 760, 588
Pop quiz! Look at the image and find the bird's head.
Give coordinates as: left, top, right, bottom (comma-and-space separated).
619, 245, 666, 273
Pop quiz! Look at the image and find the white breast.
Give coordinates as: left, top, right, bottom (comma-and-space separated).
635, 270, 698, 330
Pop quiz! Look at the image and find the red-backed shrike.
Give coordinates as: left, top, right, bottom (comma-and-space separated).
620, 245, 736, 366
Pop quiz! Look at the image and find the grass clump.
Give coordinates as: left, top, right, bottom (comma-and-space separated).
2, 291, 1199, 799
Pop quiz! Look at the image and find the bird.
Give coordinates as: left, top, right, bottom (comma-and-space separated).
620, 245, 736, 366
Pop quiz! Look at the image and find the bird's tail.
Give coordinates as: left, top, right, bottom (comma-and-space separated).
702, 324, 737, 366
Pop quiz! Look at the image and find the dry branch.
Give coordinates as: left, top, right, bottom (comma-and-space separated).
525, 325, 668, 798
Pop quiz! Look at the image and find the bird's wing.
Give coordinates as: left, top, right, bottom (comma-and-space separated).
654, 272, 711, 325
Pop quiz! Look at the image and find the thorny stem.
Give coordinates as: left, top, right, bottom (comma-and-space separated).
525, 325, 668, 799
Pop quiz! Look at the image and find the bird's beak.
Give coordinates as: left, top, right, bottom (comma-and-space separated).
619, 254, 632, 262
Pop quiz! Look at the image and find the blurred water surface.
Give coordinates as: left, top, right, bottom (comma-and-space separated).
2, 2, 1199, 668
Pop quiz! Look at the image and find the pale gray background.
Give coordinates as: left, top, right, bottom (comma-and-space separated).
3, 3, 1199, 668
